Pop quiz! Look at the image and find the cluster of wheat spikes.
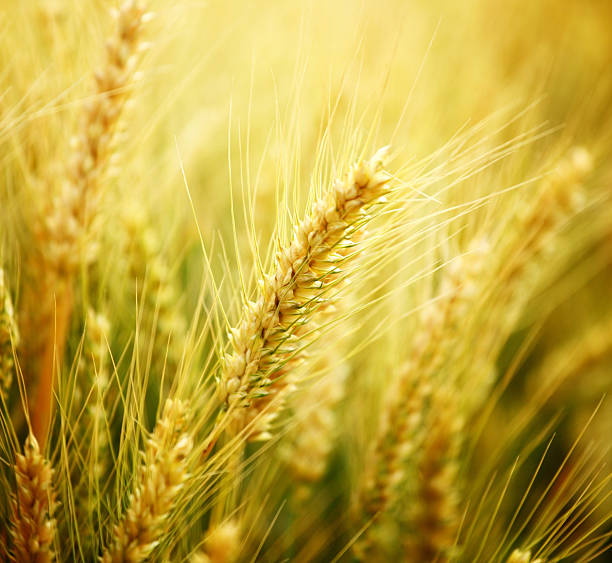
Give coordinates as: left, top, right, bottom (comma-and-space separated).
1, 0, 611, 561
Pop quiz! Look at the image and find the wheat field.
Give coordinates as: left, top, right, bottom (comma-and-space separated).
1, 0, 611, 561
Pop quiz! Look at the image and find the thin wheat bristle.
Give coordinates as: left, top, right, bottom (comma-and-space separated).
10, 434, 57, 563
101, 398, 193, 563
0, 267, 19, 401
218, 148, 391, 441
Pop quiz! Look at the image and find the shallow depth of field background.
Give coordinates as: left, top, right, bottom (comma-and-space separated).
1, 0, 611, 561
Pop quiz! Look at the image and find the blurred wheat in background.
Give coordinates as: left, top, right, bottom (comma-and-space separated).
1, 0, 611, 561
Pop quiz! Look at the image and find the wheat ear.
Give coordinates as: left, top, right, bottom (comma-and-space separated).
191, 521, 241, 563
529, 315, 612, 398
507, 549, 545, 563
459, 147, 594, 412
10, 434, 57, 563
353, 243, 486, 558
282, 290, 351, 494
121, 202, 186, 369
218, 148, 391, 441
27, 0, 150, 445
403, 387, 463, 561
496, 147, 593, 294
72, 307, 112, 550
284, 360, 348, 488
0, 267, 19, 401
38, 0, 151, 275
101, 398, 193, 563
82, 308, 112, 481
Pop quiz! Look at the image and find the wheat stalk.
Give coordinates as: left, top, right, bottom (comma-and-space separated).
218, 148, 391, 441
101, 398, 193, 563
10, 434, 57, 563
